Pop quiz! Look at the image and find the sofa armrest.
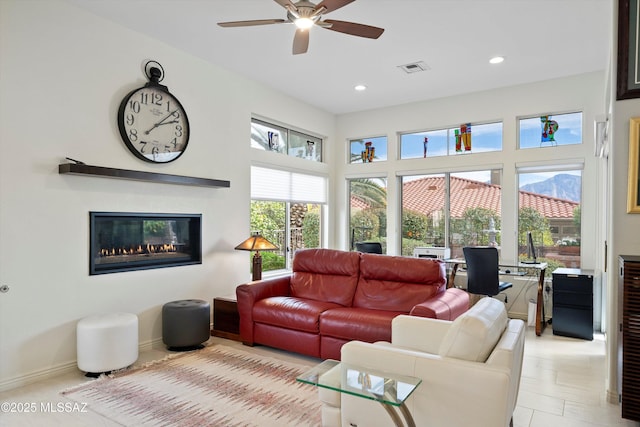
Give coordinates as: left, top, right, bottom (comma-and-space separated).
236, 276, 292, 345
409, 287, 469, 320
391, 314, 452, 354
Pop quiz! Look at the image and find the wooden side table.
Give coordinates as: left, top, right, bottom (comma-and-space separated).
211, 296, 240, 341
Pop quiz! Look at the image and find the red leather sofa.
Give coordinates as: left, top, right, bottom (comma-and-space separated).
236, 248, 469, 360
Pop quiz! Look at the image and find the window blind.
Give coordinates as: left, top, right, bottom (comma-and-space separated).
251, 166, 327, 204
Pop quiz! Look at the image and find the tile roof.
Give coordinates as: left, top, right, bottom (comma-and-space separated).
350, 195, 372, 210
397, 176, 578, 219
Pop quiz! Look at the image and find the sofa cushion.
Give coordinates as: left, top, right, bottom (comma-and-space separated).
319, 307, 403, 343
290, 249, 361, 306
438, 297, 508, 362
253, 296, 342, 333
353, 254, 446, 311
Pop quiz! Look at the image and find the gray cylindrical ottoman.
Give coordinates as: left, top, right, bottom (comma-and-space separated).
162, 299, 210, 350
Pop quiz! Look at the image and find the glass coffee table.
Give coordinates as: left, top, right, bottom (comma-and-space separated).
297, 359, 421, 427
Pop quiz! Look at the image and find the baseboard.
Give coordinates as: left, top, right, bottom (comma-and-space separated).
0, 360, 78, 393
0, 337, 164, 392
606, 389, 620, 404
140, 337, 164, 352
509, 312, 527, 321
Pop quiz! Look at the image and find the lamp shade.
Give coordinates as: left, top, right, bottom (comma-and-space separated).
235, 233, 279, 282
234, 233, 279, 252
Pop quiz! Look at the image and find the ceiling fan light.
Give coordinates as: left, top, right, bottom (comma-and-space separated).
295, 17, 314, 29
354, 84, 367, 91
489, 56, 505, 64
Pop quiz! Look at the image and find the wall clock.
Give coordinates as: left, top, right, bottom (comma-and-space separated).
117, 61, 190, 163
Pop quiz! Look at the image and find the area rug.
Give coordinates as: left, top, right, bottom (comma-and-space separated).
61, 344, 322, 426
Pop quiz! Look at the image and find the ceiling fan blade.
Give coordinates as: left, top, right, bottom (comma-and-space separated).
322, 19, 384, 39
218, 19, 287, 28
315, 0, 356, 14
273, 0, 297, 11
292, 28, 310, 55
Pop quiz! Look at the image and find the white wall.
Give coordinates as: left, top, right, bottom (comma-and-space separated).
0, 0, 335, 390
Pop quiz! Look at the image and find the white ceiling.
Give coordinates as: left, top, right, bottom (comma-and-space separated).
66, 0, 612, 115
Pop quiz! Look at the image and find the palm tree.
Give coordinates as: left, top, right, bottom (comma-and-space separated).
350, 178, 387, 208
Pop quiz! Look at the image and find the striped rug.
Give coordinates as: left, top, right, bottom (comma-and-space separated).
61, 344, 322, 426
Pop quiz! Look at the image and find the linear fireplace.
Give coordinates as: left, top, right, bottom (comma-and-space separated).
90, 212, 202, 275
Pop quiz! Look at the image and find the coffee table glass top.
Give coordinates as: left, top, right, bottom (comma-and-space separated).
296, 359, 421, 406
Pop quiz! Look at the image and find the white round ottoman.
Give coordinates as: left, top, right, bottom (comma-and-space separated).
77, 312, 138, 376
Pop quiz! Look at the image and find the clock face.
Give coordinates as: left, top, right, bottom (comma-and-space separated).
117, 85, 189, 163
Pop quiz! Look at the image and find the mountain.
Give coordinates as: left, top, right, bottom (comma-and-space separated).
520, 174, 581, 202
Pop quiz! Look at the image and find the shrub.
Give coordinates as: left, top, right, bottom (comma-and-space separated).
261, 251, 285, 272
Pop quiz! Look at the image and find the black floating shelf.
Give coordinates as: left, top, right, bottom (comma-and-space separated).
59, 163, 230, 188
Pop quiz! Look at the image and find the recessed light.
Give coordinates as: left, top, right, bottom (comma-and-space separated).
354, 84, 367, 91
489, 56, 505, 64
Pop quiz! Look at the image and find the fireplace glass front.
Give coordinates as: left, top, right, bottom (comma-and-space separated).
90, 212, 202, 275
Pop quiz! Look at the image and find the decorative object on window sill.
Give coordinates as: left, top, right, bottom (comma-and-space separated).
461, 123, 472, 151
306, 140, 315, 158
234, 232, 279, 281
267, 131, 280, 152
456, 124, 472, 152
455, 128, 462, 152
59, 162, 230, 188
117, 60, 190, 163
541, 115, 559, 146
361, 141, 374, 162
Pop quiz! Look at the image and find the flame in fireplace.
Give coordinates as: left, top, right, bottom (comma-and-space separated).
99, 243, 177, 258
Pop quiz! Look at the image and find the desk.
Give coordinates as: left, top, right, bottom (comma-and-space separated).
446, 259, 548, 336
297, 359, 421, 427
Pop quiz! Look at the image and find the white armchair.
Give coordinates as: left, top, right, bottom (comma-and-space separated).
319, 297, 525, 427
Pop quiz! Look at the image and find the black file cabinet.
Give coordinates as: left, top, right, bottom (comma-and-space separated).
552, 268, 594, 340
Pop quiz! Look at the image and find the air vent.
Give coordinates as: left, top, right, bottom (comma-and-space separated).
398, 61, 430, 74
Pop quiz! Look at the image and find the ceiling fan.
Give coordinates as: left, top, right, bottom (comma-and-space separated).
217, 0, 384, 55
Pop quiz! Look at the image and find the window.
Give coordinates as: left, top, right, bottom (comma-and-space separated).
349, 136, 387, 163
251, 118, 323, 162
401, 130, 448, 158
401, 173, 445, 255
250, 166, 327, 274
518, 112, 582, 149
250, 201, 322, 272
400, 122, 502, 159
349, 177, 387, 252
517, 167, 582, 269
250, 201, 286, 271
448, 170, 502, 258
400, 169, 502, 258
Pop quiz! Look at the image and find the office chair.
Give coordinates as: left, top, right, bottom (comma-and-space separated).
355, 242, 383, 254
462, 246, 513, 302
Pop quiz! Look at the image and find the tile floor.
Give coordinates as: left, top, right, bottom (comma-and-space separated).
0, 328, 638, 427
